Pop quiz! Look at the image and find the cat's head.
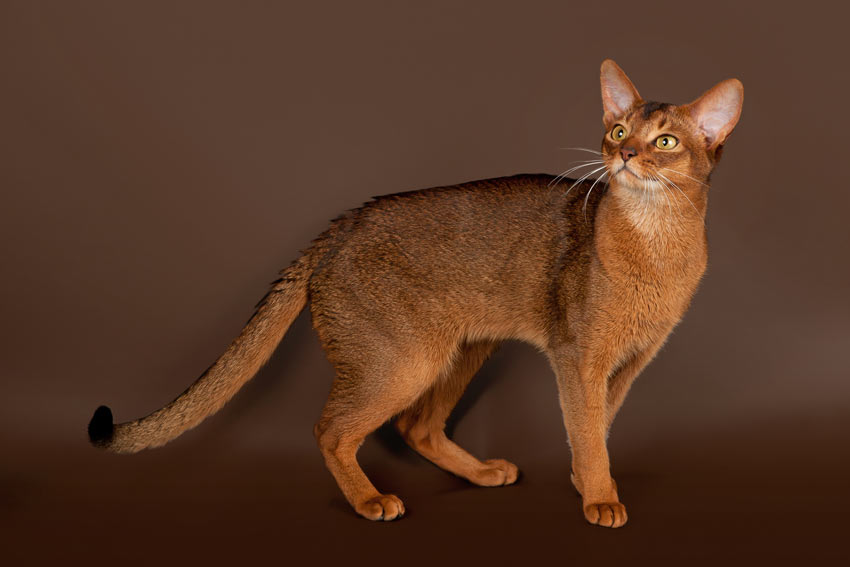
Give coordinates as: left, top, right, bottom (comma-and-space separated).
598, 59, 743, 191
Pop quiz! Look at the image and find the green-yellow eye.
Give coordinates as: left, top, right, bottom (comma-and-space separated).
611, 125, 627, 141
655, 135, 679, 149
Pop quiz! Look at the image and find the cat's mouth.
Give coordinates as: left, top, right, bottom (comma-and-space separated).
611, 163, 666, 192
613, 163, 644, 181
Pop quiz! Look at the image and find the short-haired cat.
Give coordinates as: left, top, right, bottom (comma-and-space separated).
89, 59, 743, 527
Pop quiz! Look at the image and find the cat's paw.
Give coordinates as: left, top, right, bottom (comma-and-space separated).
583, 501, 628, 528
472, 458, 520, 487
355, 494, 406, 521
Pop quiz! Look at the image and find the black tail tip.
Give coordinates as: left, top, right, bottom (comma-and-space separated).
88, 405, 114, 447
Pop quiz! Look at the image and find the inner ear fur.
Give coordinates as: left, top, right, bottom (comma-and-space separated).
600, 59, 642, 129
685, 78, 744, 149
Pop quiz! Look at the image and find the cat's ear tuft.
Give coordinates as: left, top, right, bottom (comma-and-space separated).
600, 59, 641, 127
686, 79, 744, 149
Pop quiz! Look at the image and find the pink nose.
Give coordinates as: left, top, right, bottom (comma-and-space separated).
620, 147, 637, 161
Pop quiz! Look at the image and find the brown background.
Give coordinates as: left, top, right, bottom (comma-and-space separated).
2, 0, 848, 564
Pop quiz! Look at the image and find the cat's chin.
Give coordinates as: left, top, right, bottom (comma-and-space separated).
611, 166, 651, 191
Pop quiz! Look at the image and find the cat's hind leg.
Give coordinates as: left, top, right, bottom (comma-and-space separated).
395, 340, 519, 487
314, 341, 456, 521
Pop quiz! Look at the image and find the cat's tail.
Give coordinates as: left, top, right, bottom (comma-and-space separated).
87, 251, 315, 454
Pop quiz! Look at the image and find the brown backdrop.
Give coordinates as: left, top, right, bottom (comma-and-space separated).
2, 1, 848, 564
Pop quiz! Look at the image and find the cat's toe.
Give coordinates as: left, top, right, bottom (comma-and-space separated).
473, 458, 520, 487
356, 494, 406, 521
583, 501, 627, 528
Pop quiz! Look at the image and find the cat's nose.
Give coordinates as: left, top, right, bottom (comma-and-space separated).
620, 147, 637, 162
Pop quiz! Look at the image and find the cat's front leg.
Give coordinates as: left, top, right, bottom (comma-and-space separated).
604, 338, 667, 432
549, 345, 627, 528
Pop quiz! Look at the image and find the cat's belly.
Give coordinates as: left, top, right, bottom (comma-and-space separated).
457, 296, 553, 350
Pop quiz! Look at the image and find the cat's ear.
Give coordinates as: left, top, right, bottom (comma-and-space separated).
685, 79, 744, 149
600, 59, 641, 128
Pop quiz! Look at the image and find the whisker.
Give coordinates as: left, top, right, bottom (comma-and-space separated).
549, 160, 605, 188
564, 165, 607, 187
559, 147, 603, 155
558, 160, 606, 175
650, 175, 673, 219
582, 170, 608, 223
665, 177, 688, 224
567, 165, 608, 197
647, 175, 663, 217
550, 159, 604, 179
549, 165, 597, 188
660, 167, 709, 187
656, 171, 702, 219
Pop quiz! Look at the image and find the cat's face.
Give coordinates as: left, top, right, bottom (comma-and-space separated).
598, 60, 743, 192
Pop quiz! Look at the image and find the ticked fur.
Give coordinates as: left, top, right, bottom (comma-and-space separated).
88, 60, 743, 527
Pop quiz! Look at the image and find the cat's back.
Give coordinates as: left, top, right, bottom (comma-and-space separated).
306, 173, 601, 344
329, 173, 571, 243
315, 174, 571, 270
363, 173, 559, 220
311, 173, 595, 292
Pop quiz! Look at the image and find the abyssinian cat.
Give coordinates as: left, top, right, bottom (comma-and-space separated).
88, 60, 743, 527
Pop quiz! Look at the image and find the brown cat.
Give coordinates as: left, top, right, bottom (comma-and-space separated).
88, 60, 743, 528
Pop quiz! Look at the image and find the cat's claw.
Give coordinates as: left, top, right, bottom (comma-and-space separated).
583, 501, 628, 528
473, 458, 520, 487
356, 494, 406, 521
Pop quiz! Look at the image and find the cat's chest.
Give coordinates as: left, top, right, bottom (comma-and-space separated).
614, 269, 699, 317
593, 248, 706, 345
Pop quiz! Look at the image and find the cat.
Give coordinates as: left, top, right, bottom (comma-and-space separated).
88, 59, 743, 528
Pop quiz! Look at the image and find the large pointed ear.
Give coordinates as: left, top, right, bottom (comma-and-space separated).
600, 59, 641, 128
685, 79, 744, 149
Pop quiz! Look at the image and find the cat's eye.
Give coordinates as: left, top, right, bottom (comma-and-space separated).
611, 125, 627, 141
655, 135, 679, 149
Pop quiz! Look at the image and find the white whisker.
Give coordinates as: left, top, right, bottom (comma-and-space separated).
582, 170, 608, 223
567, 165, 608, 197
660, 167, 709, 187
549, 160, 602, 186
656, 171, 702, 219
559, 164, 606, 190
549, 160, 605, 188
649, 175, 671, 219
559, 147, 603, 155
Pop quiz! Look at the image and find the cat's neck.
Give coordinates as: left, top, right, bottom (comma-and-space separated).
609, 178, 706, 232
595, 177, 709, 269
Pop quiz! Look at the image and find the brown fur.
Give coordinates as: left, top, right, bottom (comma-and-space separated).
88, 60, 743, 527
